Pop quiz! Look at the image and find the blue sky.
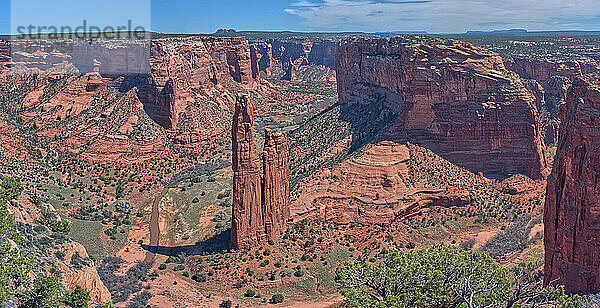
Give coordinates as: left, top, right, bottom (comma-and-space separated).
1, 0, 599, 34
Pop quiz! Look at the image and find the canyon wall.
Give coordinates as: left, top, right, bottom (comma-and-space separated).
506, 57, 600, 144
146, 37, 257, 130
336, 36, 547, 180
231, 95, 290, 249
250, 42, 273, 78
544, 74, 600, 294
202, 36, 254, 87
249, 38, 338, 77
281, 58, 296, 81
0, 41, 9, 66
0, 36, 266, 162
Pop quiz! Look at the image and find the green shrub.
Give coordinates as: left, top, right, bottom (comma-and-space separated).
61, 285, 91, 308
269, 294, 284, 304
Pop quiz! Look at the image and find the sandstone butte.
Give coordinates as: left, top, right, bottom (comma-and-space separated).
336, 36, 548, 180
230, 94, 290, 250
544, 74, 600, 294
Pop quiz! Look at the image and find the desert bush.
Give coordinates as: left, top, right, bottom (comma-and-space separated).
480, 214, 532, 258
270, 294, 284, 304
126, 291, 152, 308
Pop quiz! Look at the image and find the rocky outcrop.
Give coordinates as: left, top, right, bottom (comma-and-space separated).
0, 41, 9, 66
59, 242, 112, 304
262, 129, 290, 241
281, 58, 296, 81
248, 38, 338, 77
293, 141, 473, 224
145, 78, 177, 129
544, 74, 600, 294
231, 95, 290, 249
202, 36, 254, 88
336, 36, 548, 180
250, 42, 273, 78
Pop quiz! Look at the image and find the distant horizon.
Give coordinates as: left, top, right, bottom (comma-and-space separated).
2, 0, 600, 36
3, 28, 600, 37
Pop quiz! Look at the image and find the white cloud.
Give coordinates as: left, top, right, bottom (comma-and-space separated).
284, 0, 600, 33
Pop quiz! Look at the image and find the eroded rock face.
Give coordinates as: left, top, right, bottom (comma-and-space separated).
544, 74, 600, 294
336, 36, 547, 180
262, 129, 290, 241
250, 42, 273, 78
231, 94, 264, 249
231, 95, 290, 249
308, 40, 337, 68
281, 58, 296, 81
506, 58, 600, 145
146, 37, 248, 130
202, 37, 254, 88
248, 38, 338, 77
293, 141, 473, 224
506, 58, 599, 89
0, 41, 9, 66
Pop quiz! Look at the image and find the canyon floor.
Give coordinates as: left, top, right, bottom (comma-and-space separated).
1, 32, 599, 307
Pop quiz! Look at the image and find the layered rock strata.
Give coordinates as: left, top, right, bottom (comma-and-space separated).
506, 58, 600, 145
544, 74, 600, 294
248, 38, 338, 77
293, 141, 473, 224
336, 36, 547, 180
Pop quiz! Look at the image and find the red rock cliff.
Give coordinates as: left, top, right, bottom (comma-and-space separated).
249, 38, 338, 76
336, 36, 547, 180
202, 36, 254, 88
506, 57, 600, 145
506, 58, 599, 89
146, 36, 257, 131
0, 41, 9, 66
231, 95, 290, 249
250, 42, 273, 78
281, 58, 296, 81
544, 74, 600, 294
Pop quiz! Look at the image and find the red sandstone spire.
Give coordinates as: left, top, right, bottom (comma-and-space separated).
262, 129, 291, 241
230, 95, 290, 249
231, 94, 265, 249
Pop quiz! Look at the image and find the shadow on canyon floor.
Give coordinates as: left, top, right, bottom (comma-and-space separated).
141, 229, 230, 257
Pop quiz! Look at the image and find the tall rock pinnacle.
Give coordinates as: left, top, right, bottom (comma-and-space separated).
231, 94, 265, 249
262, 129, 291, 242
230, 94, 290, 250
